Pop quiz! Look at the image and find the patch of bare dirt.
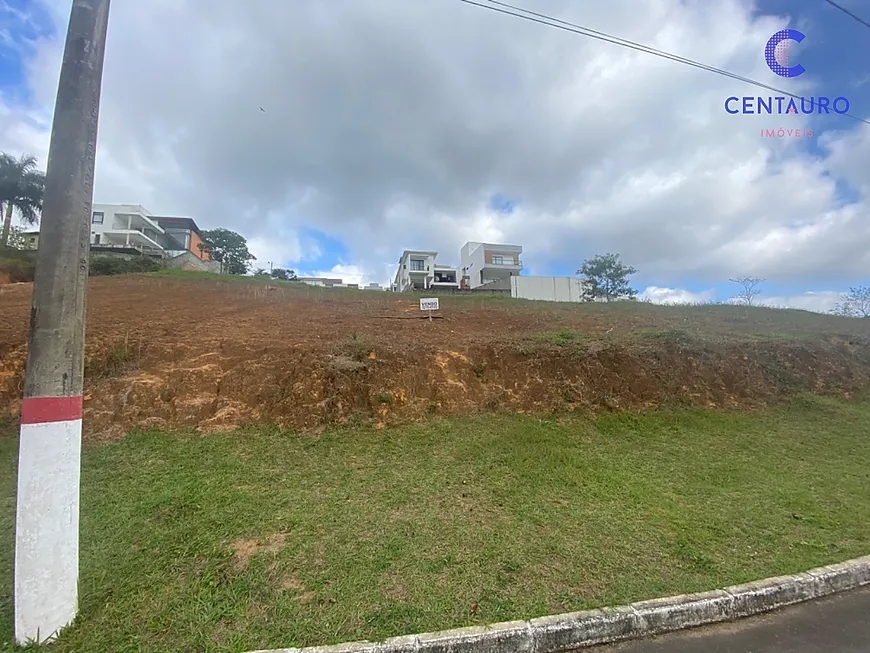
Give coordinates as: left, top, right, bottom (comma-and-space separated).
0, 275, 868, 439
230, 532, 289, 569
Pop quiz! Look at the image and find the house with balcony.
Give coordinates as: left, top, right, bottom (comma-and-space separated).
88, 204, 220, 271
460, 241, 523, 289
90, 204, 166, 258
393, 250, 438, 292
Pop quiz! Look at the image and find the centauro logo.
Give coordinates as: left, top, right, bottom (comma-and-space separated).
722, 29, 852, 138
765, 29, 806, 78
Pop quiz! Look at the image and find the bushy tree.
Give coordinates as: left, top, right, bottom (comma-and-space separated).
270, 268, 297, 281
199, 228, 255, 275
0, 153, 45, 247
577, 253, 637, 302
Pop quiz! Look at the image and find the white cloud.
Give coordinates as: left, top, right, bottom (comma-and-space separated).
640, 286, 716, 304
642, 286, 848, 314
2, 0, 869, 291
755, 291, 844, 314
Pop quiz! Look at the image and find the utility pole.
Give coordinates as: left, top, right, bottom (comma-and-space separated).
15, 0, 111, 645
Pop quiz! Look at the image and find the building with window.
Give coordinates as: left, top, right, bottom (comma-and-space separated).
90, 204, 166, 257
152, 216, 211, 261
392, 243, 522, 292
459, 241, 523, 289
393, 250, 438, 292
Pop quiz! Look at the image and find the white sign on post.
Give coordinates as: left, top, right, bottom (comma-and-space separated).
420, 298, 439, 312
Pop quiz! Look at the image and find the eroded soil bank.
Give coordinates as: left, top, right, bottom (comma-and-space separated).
1, 275, 868, 438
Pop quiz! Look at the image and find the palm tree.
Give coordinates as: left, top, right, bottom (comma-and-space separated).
0, 153, 46, 248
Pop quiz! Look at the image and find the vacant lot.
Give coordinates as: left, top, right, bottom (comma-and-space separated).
0, 272, 869, 437
2, 394, 870, 652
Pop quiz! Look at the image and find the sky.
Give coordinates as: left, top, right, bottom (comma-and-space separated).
1, 0, 869, 311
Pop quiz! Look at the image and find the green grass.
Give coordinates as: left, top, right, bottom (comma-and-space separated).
2, 396, 870, 652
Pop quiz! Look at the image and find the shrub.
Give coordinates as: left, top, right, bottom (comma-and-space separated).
0, 256, 36, 283
89, 255, 164, 276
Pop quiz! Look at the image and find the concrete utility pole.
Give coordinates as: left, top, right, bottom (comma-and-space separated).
15, 0, 111, 645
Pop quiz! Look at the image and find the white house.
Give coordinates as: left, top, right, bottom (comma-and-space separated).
460, 241, 523, 289
393, 250, 438, 292
90, 204, 166, 256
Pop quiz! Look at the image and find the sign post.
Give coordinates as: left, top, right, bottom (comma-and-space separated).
420, 297, 439, 321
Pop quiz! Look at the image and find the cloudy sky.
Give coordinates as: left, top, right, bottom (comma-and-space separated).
1, 0, 869, 311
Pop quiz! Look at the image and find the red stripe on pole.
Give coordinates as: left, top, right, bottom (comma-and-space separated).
21, 396, 83, 424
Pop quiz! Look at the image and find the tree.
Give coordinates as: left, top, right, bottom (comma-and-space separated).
830, 286, 870, 318
0, 152, 45, 248
729, 276, 765, 306
198, 227, 255, 275
270, 268, 297, 281
576, 253, 637, 302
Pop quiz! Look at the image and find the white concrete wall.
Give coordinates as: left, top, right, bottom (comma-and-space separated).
511, 276, 589, 302
460, 242, 485, 288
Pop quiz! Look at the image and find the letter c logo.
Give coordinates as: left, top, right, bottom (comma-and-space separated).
765, 29, 806, 77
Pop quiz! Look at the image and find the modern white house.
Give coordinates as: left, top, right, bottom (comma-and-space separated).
393, 250, 438, 292
90, 204, 166, 256
391, 242, 523, 292
85, 204, 221, 271
459, 241, 523, 289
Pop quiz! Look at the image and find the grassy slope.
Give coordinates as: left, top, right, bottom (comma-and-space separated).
2, 395, 870, 652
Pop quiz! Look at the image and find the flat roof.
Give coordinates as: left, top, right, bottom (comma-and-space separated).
399, 250, 438, 262
152, 216, 204, 236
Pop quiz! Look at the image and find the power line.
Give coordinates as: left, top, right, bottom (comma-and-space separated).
457, 0, 870, 126
822, 0, 870, 30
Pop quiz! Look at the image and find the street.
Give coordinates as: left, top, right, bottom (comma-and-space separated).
588, 585, 870, 652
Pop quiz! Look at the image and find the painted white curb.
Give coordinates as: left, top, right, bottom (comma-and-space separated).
245, 554, 870, 653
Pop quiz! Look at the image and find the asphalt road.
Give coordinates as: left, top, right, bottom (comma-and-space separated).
587, 585, 870, 652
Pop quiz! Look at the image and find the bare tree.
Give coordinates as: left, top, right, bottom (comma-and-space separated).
729, 276, 765, 306
830, 286, 870, 318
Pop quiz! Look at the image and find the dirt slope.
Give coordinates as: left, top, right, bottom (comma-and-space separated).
1, 275, 869, 438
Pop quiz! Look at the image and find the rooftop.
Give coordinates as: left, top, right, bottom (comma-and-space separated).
153, 216, 205, 236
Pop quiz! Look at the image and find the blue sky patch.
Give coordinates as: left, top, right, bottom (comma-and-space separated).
0, 0, 54, 107
294, 227, 348, 269
489, 193, 520, 215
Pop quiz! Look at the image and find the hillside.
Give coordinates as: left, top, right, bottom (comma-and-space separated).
1, 273, 869, 438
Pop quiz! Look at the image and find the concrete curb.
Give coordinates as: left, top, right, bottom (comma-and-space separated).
245, 554, 870, 653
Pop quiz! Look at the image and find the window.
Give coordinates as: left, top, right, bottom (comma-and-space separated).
492, 255, 504, 265
93, 234, 101, 244
410, 259, 425, 271
92, 211, 104, 225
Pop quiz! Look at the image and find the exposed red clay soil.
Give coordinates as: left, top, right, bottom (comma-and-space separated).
1, 275, 869, 439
